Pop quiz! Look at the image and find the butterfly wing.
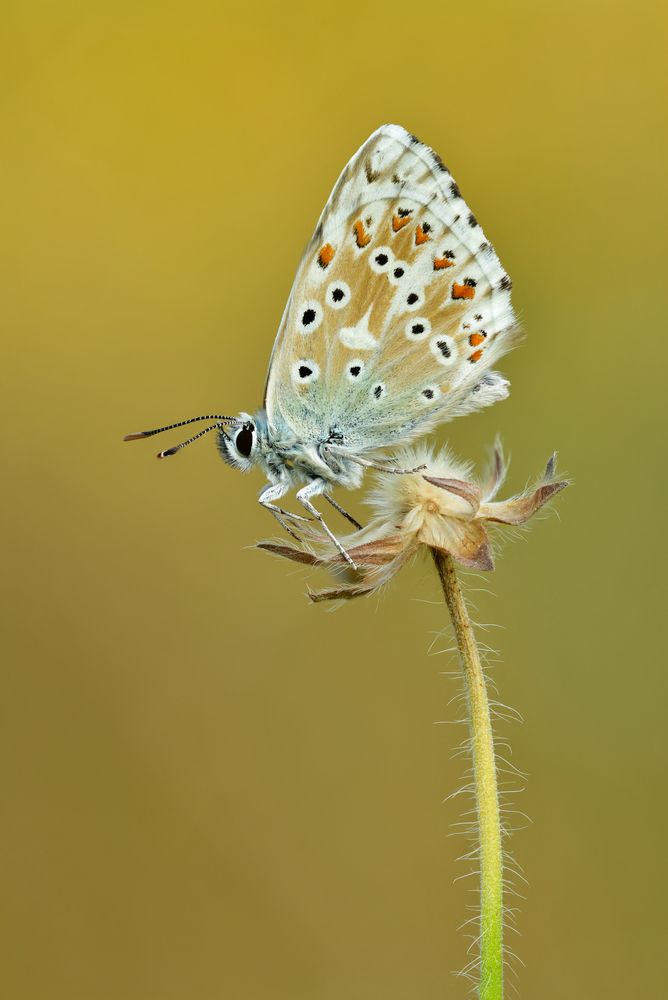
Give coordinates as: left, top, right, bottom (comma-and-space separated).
263, 124, 518, 451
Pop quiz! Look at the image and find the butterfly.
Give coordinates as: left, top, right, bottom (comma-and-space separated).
125, 125, 518, 569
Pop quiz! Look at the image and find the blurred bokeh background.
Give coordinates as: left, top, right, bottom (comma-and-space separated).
2, 2, 666, 997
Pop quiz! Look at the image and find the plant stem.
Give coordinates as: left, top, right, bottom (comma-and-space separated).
432, 550, 503, 1000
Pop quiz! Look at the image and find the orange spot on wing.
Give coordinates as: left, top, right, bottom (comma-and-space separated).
433, 256, 455, 270
415, 224, 431, 245
392, 214, 411, 232
317, 243, 335, 268
353, 220, 371, 248
469, 332, 486, 346
469, 349, 483, 362
452, 282, 476, 299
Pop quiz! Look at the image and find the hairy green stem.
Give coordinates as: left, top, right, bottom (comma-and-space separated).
432, 550, 503, 1000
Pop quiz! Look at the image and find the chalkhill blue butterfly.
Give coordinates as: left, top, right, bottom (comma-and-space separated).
125, 125, 518, 567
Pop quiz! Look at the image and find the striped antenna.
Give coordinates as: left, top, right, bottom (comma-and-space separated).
156, 421, 230, 459
123, 414, 235, 442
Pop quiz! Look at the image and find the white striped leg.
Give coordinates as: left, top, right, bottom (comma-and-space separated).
337, 453, 427, 475
296, 480, 357, 570
259, 483, 311, 542
322, 493, 363, 530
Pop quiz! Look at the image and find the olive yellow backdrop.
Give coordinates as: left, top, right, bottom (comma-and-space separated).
2, 2, 666, 998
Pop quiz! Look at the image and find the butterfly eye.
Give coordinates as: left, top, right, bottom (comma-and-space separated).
346, 359, 365, 382
298, 300, 323, 334
429, 335, 458, 367
405, 317, 431, 341
403, 288, 425, 311
235, 425, 254, 458
292, 359, 320, 385
369, 247, 393, 274
326, 280, 351, 310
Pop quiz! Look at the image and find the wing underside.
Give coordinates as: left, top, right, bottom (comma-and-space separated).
264, 125, 518, 451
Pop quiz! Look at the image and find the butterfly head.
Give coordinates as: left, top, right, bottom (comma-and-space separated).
217, 412, 262, 471
123, 409, 266, 465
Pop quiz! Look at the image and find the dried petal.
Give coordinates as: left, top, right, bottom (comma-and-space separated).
327, 534, 405, 567
482, 439, 509, 501
422, 477, 481, 513
309, 586, 375, 603
256, 542, 324, 566
481, 479, 569, 525
427, 517, 494, 570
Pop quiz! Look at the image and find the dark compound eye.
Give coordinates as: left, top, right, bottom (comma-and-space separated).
235, 426, 253, 458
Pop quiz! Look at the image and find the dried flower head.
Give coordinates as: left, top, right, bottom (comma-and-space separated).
259, 442, 569, 602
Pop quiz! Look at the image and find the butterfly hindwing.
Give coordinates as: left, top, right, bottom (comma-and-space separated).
264, 125, 518, 451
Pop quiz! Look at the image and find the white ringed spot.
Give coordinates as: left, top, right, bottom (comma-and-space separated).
421, 385, 442, 404
326, 280, 351, 310
405, 317, 431, 341
292, 359, 320, 385
346, 359, 365, 383
388, 259, 411, 286
403, 287, 425, 311
298, 300, 323, 334
369, 247, 394, 274
429, 335, 457, 367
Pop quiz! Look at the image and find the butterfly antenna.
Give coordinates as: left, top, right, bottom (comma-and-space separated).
156, 421, 228, 459
123, 414, 235, 442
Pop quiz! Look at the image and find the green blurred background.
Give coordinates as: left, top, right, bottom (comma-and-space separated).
2, 2, 666, 997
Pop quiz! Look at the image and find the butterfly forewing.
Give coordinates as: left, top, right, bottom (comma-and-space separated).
264, 125, 518, 451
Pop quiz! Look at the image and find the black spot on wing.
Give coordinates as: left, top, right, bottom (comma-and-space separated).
364, 160, 380, 183
428, 146, 449, 172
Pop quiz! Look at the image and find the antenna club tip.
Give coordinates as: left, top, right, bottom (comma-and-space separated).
156, 448, 178, 459
123, 432, 148, 441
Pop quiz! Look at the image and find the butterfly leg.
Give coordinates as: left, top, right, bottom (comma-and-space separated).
296, 480, 358, 570
344, 455, 428, 475
322, 493, 363, 530
259, 483, 311, 542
